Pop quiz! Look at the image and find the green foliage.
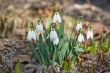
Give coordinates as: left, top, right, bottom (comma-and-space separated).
28, 9, 110, 72
15, 61, 21, 73
86, 42, 97, 54
29, 15, 87, 72
59, 21, 64, 38
101, 38, 110, 52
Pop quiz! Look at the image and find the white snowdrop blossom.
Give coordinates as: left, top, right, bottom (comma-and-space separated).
52, 12, 62, 23
78, 33, 84, 43
53, 37, 59, 45
27, 30, 36, 41
36, 23, 43, 33
76, 22, 82, 31
50, 30, 59, 45
87, 29, 93, 40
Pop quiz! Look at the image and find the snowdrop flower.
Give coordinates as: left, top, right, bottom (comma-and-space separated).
27, 23, 36, 41
78, 33, 84, 43
87, 25, 93, 40
50, 29, 59, 45
36, 22, 43, 33
52, 12, 62, 23
53, 37, 59, 45
76, 22, 82, 32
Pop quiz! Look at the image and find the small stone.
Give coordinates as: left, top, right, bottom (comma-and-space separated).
12, 55, 31, 63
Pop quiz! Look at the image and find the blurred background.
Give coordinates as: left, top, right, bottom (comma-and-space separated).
0, 0, 110, 39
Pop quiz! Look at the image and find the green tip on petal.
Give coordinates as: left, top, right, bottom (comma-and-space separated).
51, 23, 56, 25
52, 28, 55, 31
30, 22, 34, 31
37, 16, 42, 22
88, 23, 92, 30
79, 29, 83, 33
77, 16, 83, 20
53, 6, 59, 12
76, 16, 83, 24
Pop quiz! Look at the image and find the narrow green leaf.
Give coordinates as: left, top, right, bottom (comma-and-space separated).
15, 62, 20, 73
59, 22, 64, 38
74, 47, 84, 53
45, 17, 51, 30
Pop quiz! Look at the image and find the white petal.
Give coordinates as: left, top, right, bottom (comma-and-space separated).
90, 31, 93, 39
52, 12, 61, 23
53, 37, 59, 45
27, 31, 32, 41
53, 14, 57, 23
78, 34, 84, 43
56, 12, 61, 23
31, 31, 36, 41
27, 31, 36, 41
36, 24, 43, 33
50, 30, 58, 42
76, 23, 82, 31
87, 30, 93, 40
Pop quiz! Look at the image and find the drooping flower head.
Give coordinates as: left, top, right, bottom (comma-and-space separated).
52, 7, 62, 23
75, 17, 83, 32
36, 17, 44, 33
27, 22, 36, 41
78, 29, 84, 43
87, 24, 93, 40
50, 28, 59, 45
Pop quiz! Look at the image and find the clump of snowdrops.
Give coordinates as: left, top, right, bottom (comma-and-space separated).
26, 7, 110, 72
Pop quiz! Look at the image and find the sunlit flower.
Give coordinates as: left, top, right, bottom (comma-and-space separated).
27, 30, 36, 41
27, 23, 36, 41
36, 18, 43, 33
53, 37, 59, 45
36, 24, 43, 33
87, 29, 93, 40
52, 12, 62, 23
50, 29, 59, 45
76, 22, 82, 31
78, 33, 84, 43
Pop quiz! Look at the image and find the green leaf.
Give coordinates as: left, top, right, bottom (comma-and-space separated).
45, 17, 51, 30
62, 62, 68, 71
62, 61, 72, 71
30, 43, 42, 64
57, 42, 69, 64
58, 38, 65, 50
90, 42, 97, 54
59, 22, 64, 38
74, 47, 84, 53
15, 62, 20, 73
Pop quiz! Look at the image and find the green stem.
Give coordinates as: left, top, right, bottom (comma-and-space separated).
52, 45, 57, 65
70, 19, 77, 40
